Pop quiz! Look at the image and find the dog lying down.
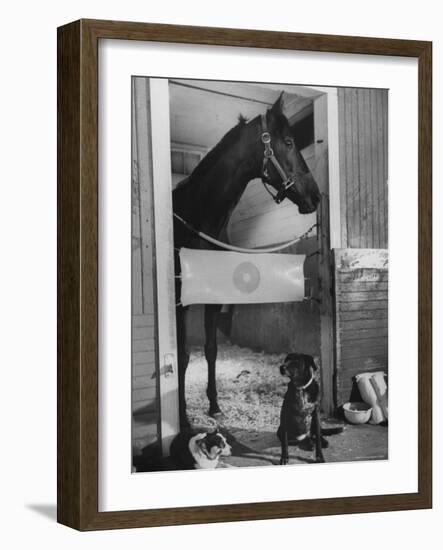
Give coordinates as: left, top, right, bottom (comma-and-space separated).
170, 428, 232, 470
277, 353, 343, 465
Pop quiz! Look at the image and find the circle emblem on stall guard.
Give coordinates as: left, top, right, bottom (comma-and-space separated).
233, 262, 261, 293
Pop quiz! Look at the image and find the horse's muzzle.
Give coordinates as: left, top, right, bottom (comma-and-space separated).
299, 186, 321, 214
298, 199, 319, 214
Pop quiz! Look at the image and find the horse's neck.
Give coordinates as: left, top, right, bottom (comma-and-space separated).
204, 159, 254, 235
175, 123, 261, 239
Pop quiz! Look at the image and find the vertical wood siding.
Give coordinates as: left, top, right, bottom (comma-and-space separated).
338, 88, 388, 249
132, 78, 160, 456
334, 249, 388, 406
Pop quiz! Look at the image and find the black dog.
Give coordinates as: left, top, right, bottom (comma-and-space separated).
277, 353, 327, 464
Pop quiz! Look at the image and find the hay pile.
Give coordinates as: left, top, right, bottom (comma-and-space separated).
186, 344, 287, 431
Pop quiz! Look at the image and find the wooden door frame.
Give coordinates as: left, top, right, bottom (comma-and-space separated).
312, 88, 341, 415
148, 79, 180, 455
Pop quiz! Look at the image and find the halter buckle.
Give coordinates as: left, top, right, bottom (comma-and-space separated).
284, 178, 296, 191
274, 179, 296, 204
275, 188, 286, 204
260, 117, 297, 206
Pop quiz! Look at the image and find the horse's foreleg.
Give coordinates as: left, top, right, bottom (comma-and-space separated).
204, 304, 223, 417
176, 305, 190, 428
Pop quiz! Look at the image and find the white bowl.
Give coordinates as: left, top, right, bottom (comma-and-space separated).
343, 402, 372, 424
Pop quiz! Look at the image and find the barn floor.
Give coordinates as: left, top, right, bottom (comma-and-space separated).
186, 343, 388, 468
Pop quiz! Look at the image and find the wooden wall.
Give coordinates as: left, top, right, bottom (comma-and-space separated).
338, 88, 388, 249
132, 78, 160, 457
334, 249, 388, 406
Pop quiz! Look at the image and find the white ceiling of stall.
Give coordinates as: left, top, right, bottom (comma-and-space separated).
168, 79, 314, 150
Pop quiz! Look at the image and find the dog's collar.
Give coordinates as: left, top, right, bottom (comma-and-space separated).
293, 367, 314, 391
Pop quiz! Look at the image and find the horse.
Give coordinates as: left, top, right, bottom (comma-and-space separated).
172, 92, 321, 427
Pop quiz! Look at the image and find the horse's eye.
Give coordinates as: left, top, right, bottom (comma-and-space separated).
284, 138, 294, 149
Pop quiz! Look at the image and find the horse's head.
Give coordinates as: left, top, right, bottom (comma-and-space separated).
261, 93, 320, 214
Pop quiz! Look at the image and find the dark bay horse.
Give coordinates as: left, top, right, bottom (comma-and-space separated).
172, 93, 320, 427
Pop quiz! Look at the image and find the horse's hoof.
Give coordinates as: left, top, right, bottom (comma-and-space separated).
209, 409, 224, 420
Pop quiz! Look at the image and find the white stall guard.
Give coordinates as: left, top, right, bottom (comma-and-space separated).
180, 248, 306, 306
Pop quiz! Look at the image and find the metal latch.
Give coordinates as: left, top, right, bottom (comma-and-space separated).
163, 353, 175, 377
150, 353, 175, 379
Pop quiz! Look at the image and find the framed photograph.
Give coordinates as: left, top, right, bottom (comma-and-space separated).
57, 19, 432, 530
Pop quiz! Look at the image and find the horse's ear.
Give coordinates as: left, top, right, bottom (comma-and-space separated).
270, 92, 285, 117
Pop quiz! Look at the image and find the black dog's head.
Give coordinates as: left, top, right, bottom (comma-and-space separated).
279, 353, 317, 387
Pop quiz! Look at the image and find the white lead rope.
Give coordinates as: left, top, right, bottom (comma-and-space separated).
173, 213, 317, 254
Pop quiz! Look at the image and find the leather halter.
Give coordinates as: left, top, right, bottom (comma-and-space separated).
260, 113, 297, 205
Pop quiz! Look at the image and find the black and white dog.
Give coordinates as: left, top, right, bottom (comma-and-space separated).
170, 428, 232, 470
277, 353, 328, 464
